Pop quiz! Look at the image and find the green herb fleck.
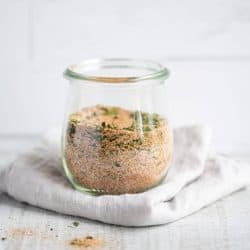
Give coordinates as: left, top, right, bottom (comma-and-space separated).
101, 135, 108, 140
108, 135, 118, 142
100, 107, 109, 113
134, 138, 143, 145
110, 150, 117, 156
114, 162, 122, 167
73, 221, 80, 227
68, 123, 76, 137
124, 125, 135, 131
70, 239, 78, 245
143, 126, 152, 132
107, 108, 118, 116
1, 237, 6, 241
129, 111, 161, 131
101, 107, 119, 116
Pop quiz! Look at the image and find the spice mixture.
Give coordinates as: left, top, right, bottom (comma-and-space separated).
63, 105, 173, 194
69, 235, 103, 249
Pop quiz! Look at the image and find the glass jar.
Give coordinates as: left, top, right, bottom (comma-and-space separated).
62, 58, 173, 195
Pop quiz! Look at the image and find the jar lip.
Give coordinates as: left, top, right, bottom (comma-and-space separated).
64, 58, 170, 84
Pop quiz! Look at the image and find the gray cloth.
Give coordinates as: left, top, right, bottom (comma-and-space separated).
0, 126, 249, 226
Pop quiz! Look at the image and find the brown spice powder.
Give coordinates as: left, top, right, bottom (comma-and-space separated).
64, 105, 173, 194
9, 228, 35, 237
6, 228, 52, 241
69, 235, 103, 249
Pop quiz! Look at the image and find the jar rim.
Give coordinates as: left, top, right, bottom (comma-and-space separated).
64, 58, 169, 84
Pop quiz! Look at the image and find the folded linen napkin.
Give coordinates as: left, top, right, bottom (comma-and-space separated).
0, 126, 249, 226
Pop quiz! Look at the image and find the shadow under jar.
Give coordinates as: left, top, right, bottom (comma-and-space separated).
62, 58, 173, 195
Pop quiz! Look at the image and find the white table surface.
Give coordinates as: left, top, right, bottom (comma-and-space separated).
0, 137, 250, 250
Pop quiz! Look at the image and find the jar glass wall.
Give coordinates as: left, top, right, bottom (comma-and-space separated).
62, 59, 173, 195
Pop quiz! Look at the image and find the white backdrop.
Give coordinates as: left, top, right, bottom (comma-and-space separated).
1, 0, 250, 154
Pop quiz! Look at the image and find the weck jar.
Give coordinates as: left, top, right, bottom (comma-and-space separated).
62, 58, 173, 195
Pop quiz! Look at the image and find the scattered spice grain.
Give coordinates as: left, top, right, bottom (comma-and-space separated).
69, 235, 103, 249
10, 228, 35, 237
7, 228, 50, 240
73, 221, 80, 227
